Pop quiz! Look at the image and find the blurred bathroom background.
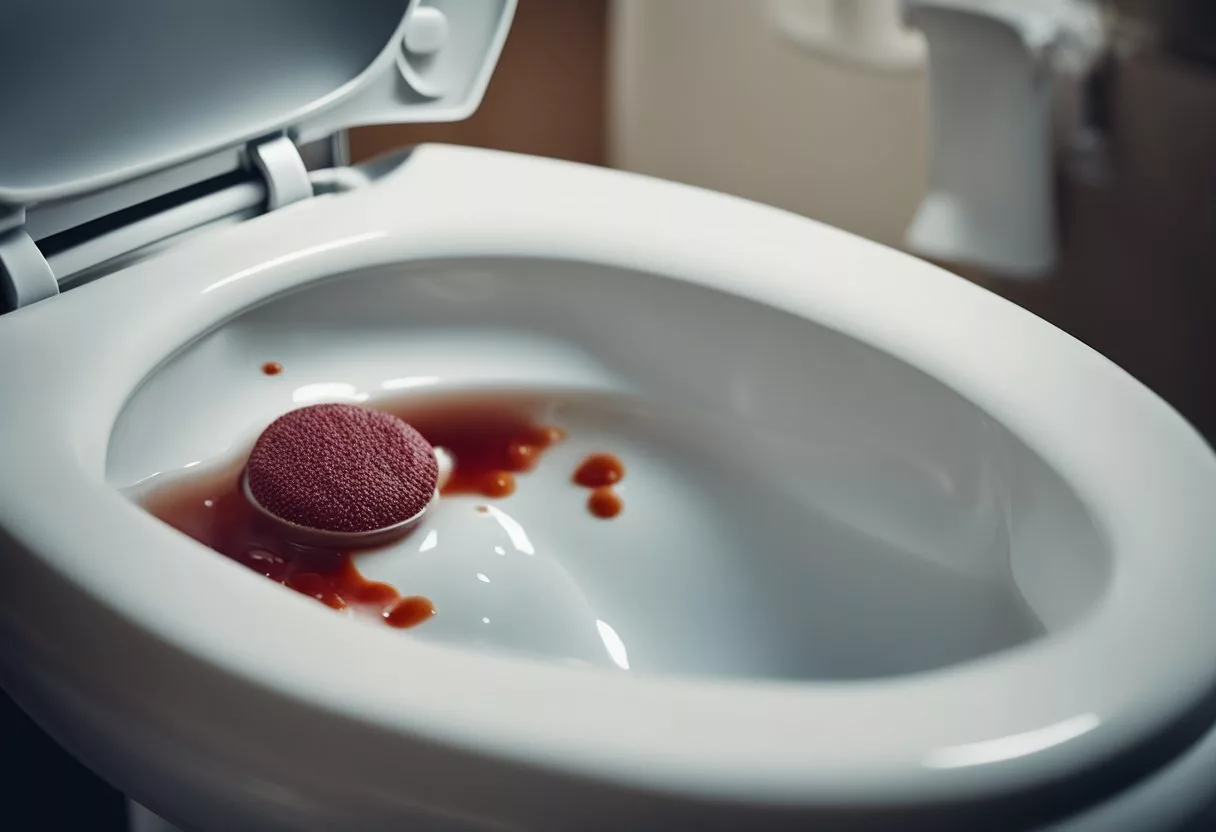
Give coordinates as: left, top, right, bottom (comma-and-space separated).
356, 0, 1216, 442
9, 0, 1216, 827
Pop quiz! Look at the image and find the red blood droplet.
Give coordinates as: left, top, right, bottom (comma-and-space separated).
480, 471, 516, 497
505, 440, 538, 470
384, 596, 437, 628
246, 403, 438, 533
573, 453, 624, 487
587, 487, 623, 519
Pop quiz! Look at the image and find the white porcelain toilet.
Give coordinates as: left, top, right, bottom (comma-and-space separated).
3, 2, 1216, 830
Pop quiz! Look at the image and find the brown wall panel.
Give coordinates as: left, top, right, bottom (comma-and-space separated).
350, 0, 608, 166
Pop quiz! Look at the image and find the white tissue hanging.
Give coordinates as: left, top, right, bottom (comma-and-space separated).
904, 0, 1106, 279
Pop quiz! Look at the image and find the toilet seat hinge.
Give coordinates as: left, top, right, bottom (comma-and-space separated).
0, 135, 333, 316
249, 135, 313, 213
0, 213, 59, 313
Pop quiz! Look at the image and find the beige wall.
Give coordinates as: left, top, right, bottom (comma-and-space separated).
346, 0, 1216, 440
611, 0, 1216, 440
610, 0, 928, 248
351, 0, 608, 166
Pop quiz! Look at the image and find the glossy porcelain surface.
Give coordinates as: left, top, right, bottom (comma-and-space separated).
1, 146, 1215, 829
110, 258, 1104, 681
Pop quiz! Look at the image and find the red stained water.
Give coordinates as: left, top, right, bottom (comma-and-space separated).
137, 394, 572, 624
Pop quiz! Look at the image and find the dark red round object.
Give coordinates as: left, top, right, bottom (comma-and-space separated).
245, 403, 438, 534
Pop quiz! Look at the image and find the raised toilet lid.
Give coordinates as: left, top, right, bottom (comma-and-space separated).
0, 0, 513, 204
0, 0, 515, 303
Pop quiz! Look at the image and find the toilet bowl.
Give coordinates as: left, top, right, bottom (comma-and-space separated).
3, 3, 1216, 831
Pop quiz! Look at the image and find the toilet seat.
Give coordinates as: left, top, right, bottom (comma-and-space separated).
3, 143, 1216, 829
4, 2, 1216, 828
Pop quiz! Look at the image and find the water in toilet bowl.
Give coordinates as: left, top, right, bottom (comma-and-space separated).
123, 386, 1044, 681
104, 258, 1110, 686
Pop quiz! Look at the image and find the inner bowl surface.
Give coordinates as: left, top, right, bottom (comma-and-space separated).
108, 257, 1109, 681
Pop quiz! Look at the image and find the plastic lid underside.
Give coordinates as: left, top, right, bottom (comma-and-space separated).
0, 0, 514, 207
